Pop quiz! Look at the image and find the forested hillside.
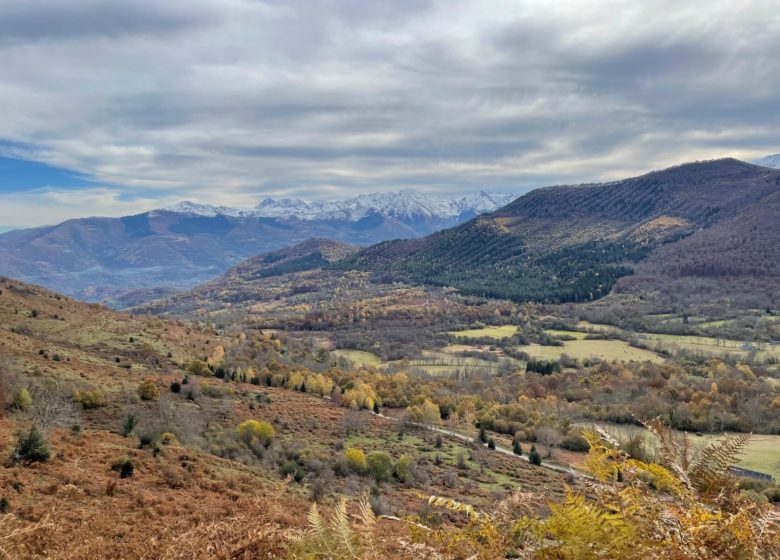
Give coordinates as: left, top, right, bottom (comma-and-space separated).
342, 159, 780, 304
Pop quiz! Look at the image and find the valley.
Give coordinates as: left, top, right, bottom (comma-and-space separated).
2, 159, 780, 558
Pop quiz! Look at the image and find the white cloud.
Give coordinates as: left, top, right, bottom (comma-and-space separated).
0, 188, 180, 229
0, 0, 778, 223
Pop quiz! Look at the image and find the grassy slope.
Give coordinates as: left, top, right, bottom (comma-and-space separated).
0, 277, 569, 557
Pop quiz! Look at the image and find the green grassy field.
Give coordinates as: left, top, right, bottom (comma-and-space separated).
578, 422, 780, 480
544, 329, 589, 340
518, 339, 664, 363
574, 321, 780, 361
330, 349, 383, 368
447, 325, 518, 339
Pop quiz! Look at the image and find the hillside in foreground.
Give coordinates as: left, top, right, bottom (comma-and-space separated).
3, 273, 779, 558
0, 277, 571, 557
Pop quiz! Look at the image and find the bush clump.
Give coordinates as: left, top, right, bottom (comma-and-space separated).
561, 431, 590, 452
366, 451, 393, 482
344, 447, 367, 474
279, 460, 305, 482
394, 454, 413, 484
13, 426, 50, 465
137, 379, 160, 401
111, 457, 135, 478
12, 388, 32, 411
75, 389, 106, 409
236, 420, 275, 447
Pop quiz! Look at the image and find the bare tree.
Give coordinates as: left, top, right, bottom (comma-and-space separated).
536, 426, 562, 458
341, 409, 368, 437
26, 380, 79, 432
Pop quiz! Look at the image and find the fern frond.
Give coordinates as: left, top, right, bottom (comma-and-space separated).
358, 493, 378, 560
689, 433, 751, 501
332, 498, 360, 559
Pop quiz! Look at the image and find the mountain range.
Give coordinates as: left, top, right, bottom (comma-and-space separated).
147, 158, 780, 315
342, 158, 780, 305
0, 190, 515, 303
169, 190, 513, 222
753, 154, 780, 168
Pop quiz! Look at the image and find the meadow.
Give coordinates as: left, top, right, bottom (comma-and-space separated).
447, 325, 519, 338
517, 339, 664, 363
576, 421, 780, 480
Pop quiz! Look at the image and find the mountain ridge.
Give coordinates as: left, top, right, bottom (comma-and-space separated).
0, 190, 515, 303
164, 190, 516, 222
337, 158, 780, 304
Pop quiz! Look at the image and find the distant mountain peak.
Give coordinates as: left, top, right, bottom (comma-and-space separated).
753, 154, 780, 169
163, 190, 518, 222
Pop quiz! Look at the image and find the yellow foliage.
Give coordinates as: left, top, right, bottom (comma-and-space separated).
236, 420, 275, 446
137, 379, 160, 401
408, 425, 780, 559
13, 387, 31, 410
344, 447, 366, 473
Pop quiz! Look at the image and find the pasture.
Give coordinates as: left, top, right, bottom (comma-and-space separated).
517, 339, 664, 363
447, 325, 518, 339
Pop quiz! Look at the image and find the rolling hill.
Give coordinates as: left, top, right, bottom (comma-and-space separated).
340, 158, 780, 305
0, 190, 514, 304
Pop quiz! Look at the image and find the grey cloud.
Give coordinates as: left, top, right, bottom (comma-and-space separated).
0, 0, 218, 44
0, 0, 778, 223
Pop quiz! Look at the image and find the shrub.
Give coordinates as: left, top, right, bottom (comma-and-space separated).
12, 388, 32, 411
513, 438, 523, 456
366, 451, 393, 482
344, 447, 367, 474
561, 431, 590, 452
138, 431, 159, 449
111, 457, 135, 479
236, 420, 275, 447
170, 381, 181, 394
394, 454, 413, 484
75, 389, 105, 409
487, 438, 496, 450
121, 413, 138, 437
13, 427, 50, 465
137, 379, 160, 401
280, 460, 305, 482
187, 360, 210, 376
529, 444, 542, 466
763, 486, 780, 503
0, 496, 9, 513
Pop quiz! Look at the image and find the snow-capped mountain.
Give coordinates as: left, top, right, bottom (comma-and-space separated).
0, 189, 518, 303
753, 154, 780, 169
165, 190, 517, 222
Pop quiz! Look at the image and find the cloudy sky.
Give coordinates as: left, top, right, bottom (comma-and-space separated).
0, 0, 778, 230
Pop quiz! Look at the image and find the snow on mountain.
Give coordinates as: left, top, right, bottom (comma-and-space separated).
163, 201, 254, 217
163, 190, 517, 222
753, 154, 780, 169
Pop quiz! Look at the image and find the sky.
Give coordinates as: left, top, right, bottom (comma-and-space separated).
0, 0, 779, 230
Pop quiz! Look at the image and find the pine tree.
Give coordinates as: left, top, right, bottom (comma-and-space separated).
529, 444, 542, 465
